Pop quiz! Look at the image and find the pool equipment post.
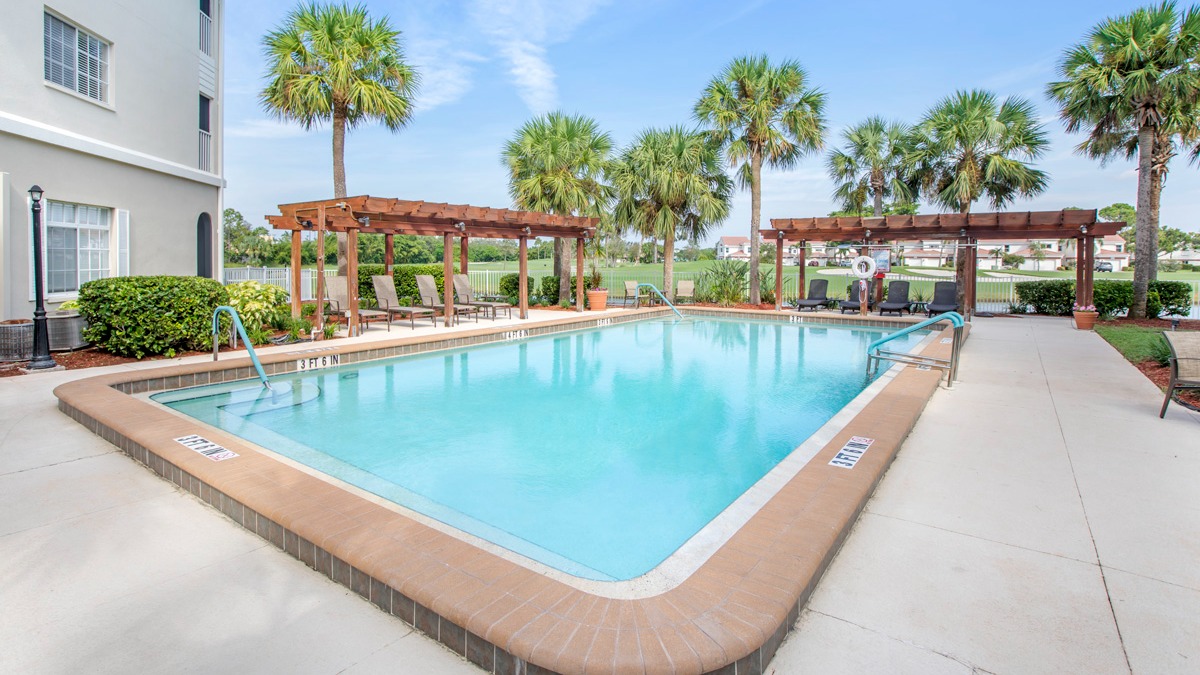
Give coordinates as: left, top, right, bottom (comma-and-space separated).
211, 306, 272, 389
866, 311, 964, 388
634, 283, 683, 318
852, 255, 876, 317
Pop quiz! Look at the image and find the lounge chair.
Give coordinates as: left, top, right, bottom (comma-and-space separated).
926, 281, 959, 316
325, 276, 390, 332
452, 274, 512, 320
675, 280, 695, 304
415, 274, 480, 325
371, 275, 437, 329
1159, 331, 1200, 417
623, 281, 649, 307
794, 279, 829, 311
878, 280, 911, 316
839, 280, 874, 314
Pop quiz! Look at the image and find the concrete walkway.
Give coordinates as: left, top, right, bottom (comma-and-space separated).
1, 314, 1196, 673
771, 315, 1200, 674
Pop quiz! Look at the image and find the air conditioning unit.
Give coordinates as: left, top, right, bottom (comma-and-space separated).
46, 311, 89, 351
0, 320, 33, 362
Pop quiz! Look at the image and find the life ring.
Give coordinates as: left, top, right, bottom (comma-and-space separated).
852, 255, 877, 279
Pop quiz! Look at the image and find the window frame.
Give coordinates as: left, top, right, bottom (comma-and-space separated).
43, 10, 113, 108
36, 199, 116, 302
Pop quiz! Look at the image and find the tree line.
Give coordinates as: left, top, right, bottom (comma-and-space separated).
247, 2, 1200, 315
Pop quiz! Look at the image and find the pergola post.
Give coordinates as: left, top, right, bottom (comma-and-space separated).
384, 233, 394, 273
518, 236, 529, 319
290, 230, 302, 318
575, 237, 585, 312
1080, 234, 1089, 302
774, 232, 784, 311
460, 235, 469, 274
799, 241, 807, 300
1084, 235, 1095, 305
347, 228, 360, 336
967, 239, 978, 317
315, 205, 327, 332
443, 233, 454, 328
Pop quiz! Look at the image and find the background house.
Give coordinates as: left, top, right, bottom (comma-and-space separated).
0, 0, 224, 319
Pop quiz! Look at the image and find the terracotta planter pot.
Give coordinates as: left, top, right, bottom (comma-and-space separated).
586, 289, 608, 311
1073, 310, 1098, 330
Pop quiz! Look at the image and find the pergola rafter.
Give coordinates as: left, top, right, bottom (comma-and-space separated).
762, 210, 1124, 317
269, 195, 598, 332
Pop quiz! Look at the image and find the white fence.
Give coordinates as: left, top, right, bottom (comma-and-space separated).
223, 267, 1200, 317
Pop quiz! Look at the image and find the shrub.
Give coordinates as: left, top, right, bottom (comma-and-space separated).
540, 275, 560, 302
698, 260, 749, 306
1150, 280, 1192, 316
79, 276, 229, 357
1014, 280, 1074, 315
227, 281, 289, 330
1090, 280, 1191, 317
760, 268, 775, 305
499, 273, 533, 300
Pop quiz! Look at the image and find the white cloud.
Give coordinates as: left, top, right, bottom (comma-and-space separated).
226, 118, 311, 139
468, 0, 609, 112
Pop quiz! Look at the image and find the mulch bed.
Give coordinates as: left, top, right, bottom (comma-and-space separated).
0, 346, 208, 377
1098, 316, 1200, 330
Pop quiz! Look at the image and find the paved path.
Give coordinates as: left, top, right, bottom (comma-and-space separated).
1, 315, 1196, 673
771, 315, 1200, 674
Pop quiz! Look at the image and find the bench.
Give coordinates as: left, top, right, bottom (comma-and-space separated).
1160, 331, 1200, 417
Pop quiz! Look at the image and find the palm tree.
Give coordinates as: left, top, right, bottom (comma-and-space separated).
261, 2, 418, 276
695, 55, 827, 304
501, 112, 613, 303
827, 117, 913, 216
1047, 2, 1200, 317
610, 127, 733, 300
906, 89, 1049, 310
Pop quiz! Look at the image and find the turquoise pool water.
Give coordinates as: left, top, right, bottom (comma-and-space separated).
153, 317, 925, 580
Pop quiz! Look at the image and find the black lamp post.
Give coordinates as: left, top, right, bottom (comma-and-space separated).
27, 185, 58, 370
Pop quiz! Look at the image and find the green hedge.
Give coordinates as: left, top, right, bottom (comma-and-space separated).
499, 273, 533, 301
540, 275, 560, 302
355, 263, 456, 306
1015, 280, 1074, 315
1017, 279, 1192, 317
79, 276, 229, 357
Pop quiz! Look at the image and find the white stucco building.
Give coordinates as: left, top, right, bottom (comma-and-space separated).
0, 1, 224, 319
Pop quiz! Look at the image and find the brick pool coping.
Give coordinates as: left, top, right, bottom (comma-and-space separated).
54, 308, 961, 674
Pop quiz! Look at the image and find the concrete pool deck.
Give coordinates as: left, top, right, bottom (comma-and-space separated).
2, 313, 1197, 672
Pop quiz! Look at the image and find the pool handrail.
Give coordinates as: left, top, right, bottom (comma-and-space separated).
211, 306, 272, 389
867, 311, 964, 386
634, 283, 684, 318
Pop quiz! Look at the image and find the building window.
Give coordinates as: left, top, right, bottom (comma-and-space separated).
44, 13, 109, 103
45, 201, 111, 294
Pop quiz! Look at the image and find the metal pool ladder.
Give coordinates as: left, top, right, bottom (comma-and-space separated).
634, 283, 683, 318
866, 311, 964, 387
211, 306, 272, 389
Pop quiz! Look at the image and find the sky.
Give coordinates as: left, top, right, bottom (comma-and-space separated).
222, 0, 1200, 245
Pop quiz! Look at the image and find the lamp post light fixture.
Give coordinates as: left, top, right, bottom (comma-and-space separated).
27, 185, 59, 370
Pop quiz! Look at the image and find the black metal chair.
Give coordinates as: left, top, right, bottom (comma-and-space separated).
794, 278, 829, 311
926, 281, 959, 316
878, 281, 911, 316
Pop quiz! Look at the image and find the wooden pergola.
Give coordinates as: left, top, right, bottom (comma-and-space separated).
267, 196, 598, 333
763, 210, 1125, 317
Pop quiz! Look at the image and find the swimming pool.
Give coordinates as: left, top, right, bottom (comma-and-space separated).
151, 316, 926, 581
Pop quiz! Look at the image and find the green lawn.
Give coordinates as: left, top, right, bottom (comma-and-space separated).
1094, 324, 1172, 364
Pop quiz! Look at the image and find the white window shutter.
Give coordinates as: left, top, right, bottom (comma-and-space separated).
116, 209, 129, 276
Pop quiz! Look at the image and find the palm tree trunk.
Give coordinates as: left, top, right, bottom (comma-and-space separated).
1131, 124, 1156, 318
663, 231, 675, 301
332, 108, 349, 277
872, 173, 884, 217
749, 150, 763, 305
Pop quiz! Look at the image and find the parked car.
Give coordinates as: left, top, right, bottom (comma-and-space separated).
807, 260, 820, 266
1095, 261, 1113, 272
